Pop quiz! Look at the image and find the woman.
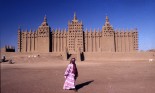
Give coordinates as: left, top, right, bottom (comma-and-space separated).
63, 58, 78, 91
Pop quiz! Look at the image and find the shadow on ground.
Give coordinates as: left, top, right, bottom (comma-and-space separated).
76, 80, 94, 90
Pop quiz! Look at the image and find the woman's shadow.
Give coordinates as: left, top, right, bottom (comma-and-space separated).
76, 80, 94, 91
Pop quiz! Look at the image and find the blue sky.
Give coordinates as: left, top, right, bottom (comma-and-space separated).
0, 0, 155, 51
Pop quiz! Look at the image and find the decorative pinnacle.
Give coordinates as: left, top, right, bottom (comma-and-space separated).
18, 25, 21, 30
74, 12, 77, 20
41, 14, 48, 26
44, 15, 47, 22
106, 16, 109, 22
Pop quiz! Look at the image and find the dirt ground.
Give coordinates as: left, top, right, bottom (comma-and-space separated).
1, 60, 155, 93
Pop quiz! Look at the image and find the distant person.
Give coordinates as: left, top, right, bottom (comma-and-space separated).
2, 55, 6, 62
9, 59, 14, 64
63, 58, 78, 91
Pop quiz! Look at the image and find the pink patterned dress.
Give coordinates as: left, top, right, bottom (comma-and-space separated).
63, 64, 76, 90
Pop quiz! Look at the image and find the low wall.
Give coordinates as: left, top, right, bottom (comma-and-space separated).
0, 52, 63, 59
1, 52, 155, 61
83, 52, 155, 61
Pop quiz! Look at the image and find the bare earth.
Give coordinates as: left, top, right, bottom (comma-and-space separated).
1, 60, 155, 93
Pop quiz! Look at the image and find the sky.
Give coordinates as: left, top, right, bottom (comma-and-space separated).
0, 0, 155, 51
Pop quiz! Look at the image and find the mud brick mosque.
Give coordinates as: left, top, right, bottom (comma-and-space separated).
17, 13, 138, 54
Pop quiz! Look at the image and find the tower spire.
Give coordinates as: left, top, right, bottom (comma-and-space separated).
72, 12, 78, 22
18, 25, 21, 31
41, 15, 48, 26
74, 12, 77, 20
44, 15, 47, 22
106, 16, 109, 23
102, 15, 113, 31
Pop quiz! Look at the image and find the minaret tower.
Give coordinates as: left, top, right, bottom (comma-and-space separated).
102, 16, 115, 52
37, 15, 51, 52
67, 12, 84, 54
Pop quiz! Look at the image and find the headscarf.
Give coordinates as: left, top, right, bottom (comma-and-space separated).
70, 58, 78, 78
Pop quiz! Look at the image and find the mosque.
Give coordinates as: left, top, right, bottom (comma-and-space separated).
17, 13, 138, 54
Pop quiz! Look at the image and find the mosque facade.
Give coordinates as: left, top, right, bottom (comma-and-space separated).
17, 13, 138, 53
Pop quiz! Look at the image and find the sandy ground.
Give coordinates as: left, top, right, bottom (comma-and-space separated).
1, 60, 155, 93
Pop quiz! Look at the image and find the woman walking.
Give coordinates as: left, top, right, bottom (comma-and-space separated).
63, 58, 78, 91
